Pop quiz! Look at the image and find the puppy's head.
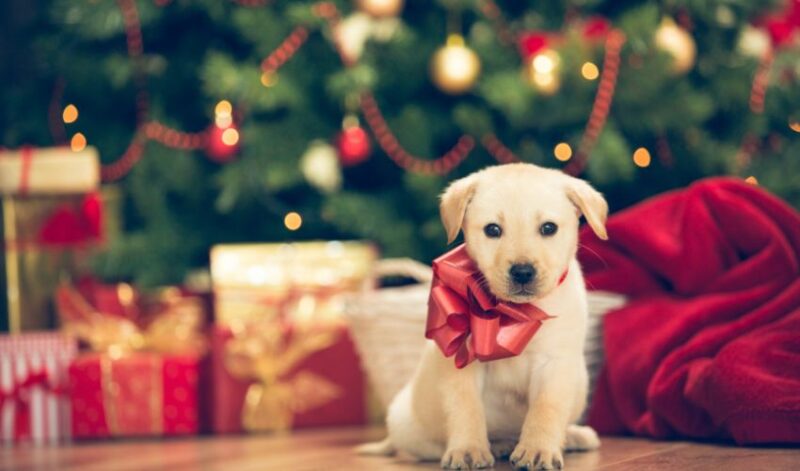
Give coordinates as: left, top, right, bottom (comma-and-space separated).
440, 163, 608, 303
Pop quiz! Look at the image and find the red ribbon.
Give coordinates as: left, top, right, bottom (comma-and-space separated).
19, 146, 34, 196
37, 191, 104, 247
425, 245, 564, 369
0, 370, 63, 441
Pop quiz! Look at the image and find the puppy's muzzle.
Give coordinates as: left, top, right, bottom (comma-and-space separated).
509, 263, 536, 285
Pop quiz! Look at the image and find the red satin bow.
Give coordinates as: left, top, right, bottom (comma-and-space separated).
425, 245, 563, 369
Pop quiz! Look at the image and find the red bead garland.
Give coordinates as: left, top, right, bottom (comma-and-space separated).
481, 30, 625, 177
749, 51, 774, 114
100, 0, 209, 181
260, 27, 310, 74
94, 0, 629, 179
70, 0, 769, 182
480, 134, 519, 165
360, 93, 474, 175
565, 29, 625, 176
735, 50, 775, 171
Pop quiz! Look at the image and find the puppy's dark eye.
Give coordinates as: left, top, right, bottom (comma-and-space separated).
484, 223, 502, 238
540, 222, 558, 236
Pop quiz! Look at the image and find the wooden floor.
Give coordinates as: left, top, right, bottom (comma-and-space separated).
3, 427, 799, 471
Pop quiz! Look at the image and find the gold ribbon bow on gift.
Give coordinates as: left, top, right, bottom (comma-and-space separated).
55, 282, 207, 357
224, 321, 344, 433
55, 282, 207, 437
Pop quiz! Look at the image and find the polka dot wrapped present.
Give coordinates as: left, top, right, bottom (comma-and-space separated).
55, 280, 208, 439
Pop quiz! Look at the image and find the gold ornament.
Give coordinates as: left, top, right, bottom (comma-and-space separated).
524, 48, 561, 95
654, 18, 697, 74
430, 35, 481, 94
356, 0, 404, 18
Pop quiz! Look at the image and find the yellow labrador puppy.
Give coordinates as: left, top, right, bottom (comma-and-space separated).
361, 163, 607, 470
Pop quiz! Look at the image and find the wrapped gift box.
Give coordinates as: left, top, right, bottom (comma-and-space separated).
55, 281, 208, 439
0, 146, 99, 196
0, 332, 77, 444
0, 147, 118, 333
69, 353, 200, 438
209, 241, 377, 434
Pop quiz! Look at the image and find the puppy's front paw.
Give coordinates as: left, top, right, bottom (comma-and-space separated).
441, 445, 495, 469
510, 443, 563, 470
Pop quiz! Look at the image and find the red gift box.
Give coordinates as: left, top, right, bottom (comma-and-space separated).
0, 332, 77, 444
69, 353, 200, 438
210, 323, 367, 434
55, 281, 209, 439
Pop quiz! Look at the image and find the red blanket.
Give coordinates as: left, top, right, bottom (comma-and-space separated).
580, 178, 800, 445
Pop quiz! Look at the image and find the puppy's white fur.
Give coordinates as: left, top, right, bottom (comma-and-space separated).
361, 164, 607, 470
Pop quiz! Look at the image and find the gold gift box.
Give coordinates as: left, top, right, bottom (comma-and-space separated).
1, 187, 122, 332
210, 241, 377, 328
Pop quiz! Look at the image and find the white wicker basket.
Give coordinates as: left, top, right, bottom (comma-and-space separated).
345, 259, 626, 410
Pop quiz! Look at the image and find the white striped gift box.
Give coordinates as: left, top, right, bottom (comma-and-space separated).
0, 332, 77, 444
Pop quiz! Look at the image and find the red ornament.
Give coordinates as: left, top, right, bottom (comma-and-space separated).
758, 0, 800, 47
582, 16, 612, 41
336, 126, 372, 166
206, 123, 240, 163
518, 32, 549, 59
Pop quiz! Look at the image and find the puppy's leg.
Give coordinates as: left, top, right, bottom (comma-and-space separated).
510, 357, 581, 470
355, 437, 396, 456
386, 383, 444, 461
440, 363, 494, 470
564, 425, 600, 452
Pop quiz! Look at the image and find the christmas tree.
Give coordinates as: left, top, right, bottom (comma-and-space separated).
3, 0, 799, 286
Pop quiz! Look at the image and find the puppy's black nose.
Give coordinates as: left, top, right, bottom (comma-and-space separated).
509, 263, 536, 285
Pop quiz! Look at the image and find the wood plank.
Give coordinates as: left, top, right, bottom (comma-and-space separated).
1, 427, 798, 471
606, 441, 800, 471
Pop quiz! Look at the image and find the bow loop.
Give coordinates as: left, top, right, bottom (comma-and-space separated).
425, 244, 560, 369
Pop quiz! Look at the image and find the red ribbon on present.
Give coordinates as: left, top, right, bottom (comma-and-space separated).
37, 191, 104, 247
0, 145, 35, 196
425, 245, 566, 369
19, 146, 34, 196
0, 370, 64, 441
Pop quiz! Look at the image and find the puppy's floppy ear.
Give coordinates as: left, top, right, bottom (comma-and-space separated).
564, 176, 609, 240
440, 174, 478, 244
